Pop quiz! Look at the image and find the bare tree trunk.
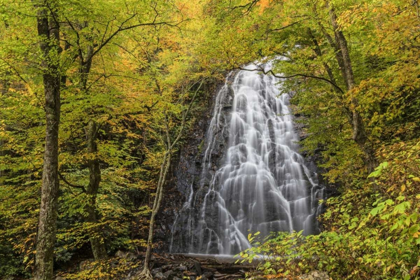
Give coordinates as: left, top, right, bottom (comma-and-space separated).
140, 152, 171, 278
328, 3, 377, 172
86, 120, 107, 260
34, 1, 61, 279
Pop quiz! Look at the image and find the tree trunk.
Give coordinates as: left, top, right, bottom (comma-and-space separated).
34, 1, 61, 279
307, 28, 353, 124
85, 120, 107, 260
141, 151, 171, 278
328, 3, 377, 172
0, 73, 9, 178
313, 5, 348, 90
68, 21, 106, 259
80, 46, 93, 91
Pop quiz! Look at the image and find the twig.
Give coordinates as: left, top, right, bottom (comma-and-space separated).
58, 171, 86, 192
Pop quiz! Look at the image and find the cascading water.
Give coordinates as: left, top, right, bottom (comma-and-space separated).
170, 62, 324, 255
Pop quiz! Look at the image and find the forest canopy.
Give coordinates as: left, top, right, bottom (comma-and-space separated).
0, 0, 419, 279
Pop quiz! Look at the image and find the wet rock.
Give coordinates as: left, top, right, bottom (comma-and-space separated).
115, 250, 137, 261
300, 270, 330, 280
202, 271, 214, 279
163, 270, 174, 278
194, 261, 202, 274
183, 271, 197, 277
152, 267, 163, 275
154, 272, 166, 279
79, 259, 94, 271
156, 80, 226, 253
164, 66, 331, 255
177, 265, 187, 271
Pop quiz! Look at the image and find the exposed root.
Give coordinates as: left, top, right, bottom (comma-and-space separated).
136, 267, 153, 280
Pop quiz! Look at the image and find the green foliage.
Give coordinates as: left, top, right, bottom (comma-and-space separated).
240, 140, 420, 279
60, 258, 140, 280
232, 1, 420, 279
1, 0, 419, 278
0, 0, 218, 277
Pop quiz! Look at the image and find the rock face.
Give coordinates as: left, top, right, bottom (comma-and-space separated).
166, 73, 238, 254
292, 111, 340, 202
166, 63, 327, 255
155, 78, 229, 252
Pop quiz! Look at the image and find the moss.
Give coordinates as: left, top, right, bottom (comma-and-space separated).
197, 139, 205, 154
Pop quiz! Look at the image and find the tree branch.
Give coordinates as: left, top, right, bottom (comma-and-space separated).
269, 20, 304, 32
230, 0, 259, 13
65, 18, 84, 63
90, 17, 183, 61
1, 58, 45, 107
58, 172, 86, 192
171, 79, 205, 149
238, 66, 344, 93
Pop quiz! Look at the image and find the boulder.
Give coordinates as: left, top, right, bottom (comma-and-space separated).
163, 270, 174, 278
79, 259, 94, 271
299, 270, 329, 280
152, 267, 163, 275
115, 250, 137, 261
177, 265, 187, 271
154, 272, 166, 279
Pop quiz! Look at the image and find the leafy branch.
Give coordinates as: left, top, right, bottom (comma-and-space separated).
238, 65, 344, 93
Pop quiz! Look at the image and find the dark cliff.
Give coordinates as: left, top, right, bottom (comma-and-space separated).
155, 71, 335, 253
154, 77, 228, 252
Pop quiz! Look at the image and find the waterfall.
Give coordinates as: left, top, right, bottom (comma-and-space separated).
170, 62, 324, 255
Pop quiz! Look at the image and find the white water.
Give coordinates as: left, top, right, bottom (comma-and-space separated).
170, 62, 323, 255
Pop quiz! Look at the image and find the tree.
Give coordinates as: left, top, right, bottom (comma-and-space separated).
1, 0, 418, 279
232, 1, 420, 278
1, 0, 183, 277
34, 1, 62, 278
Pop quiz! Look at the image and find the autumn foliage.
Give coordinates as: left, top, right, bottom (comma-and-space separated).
1, 0, 419, 279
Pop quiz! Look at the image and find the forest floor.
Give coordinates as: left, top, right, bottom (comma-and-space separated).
143, 253, 254, 279
51, 252, 329, 279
